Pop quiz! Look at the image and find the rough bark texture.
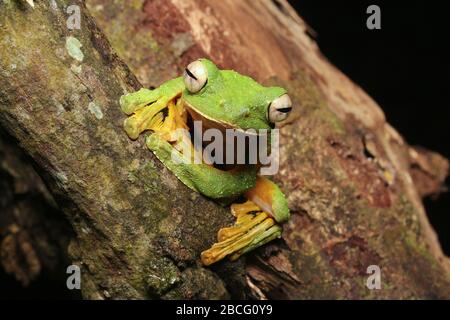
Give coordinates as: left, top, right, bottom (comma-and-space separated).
0, 0, 449, 299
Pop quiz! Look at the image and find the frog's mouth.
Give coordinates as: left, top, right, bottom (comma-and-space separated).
182, 100, 269, 169
184, 100, 244, 133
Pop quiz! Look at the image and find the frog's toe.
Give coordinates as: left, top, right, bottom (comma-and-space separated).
120, 88, 158, 115
123, 105, 165, 140
123, 117, 141, 140
200, 201, 282, 266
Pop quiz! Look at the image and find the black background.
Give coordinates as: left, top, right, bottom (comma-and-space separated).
288, 0, 450, 255
1, 0, 449, 299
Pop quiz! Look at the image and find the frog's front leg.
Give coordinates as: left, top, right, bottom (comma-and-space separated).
146, 134, 258, 199
201, 177, 290, 265
120, 77, 185, 140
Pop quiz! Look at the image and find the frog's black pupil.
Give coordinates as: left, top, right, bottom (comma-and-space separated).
185, 68, 197, 80
277, 107, 292, 113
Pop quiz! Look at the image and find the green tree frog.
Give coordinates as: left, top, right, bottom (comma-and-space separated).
120, 59, 292, 265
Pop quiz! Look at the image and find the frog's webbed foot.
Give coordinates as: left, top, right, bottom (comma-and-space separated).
120, 78, 186, 140
201, 200, 282, 265
201, 177, 290, 266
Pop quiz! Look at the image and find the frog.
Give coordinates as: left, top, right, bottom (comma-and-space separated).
120, 58, 293, 266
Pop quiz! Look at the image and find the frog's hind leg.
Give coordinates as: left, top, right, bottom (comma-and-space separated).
201, 177, 290, 266
200, 200, 282, 265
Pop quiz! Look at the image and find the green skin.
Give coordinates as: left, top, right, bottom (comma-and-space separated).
120, 58, 289, 230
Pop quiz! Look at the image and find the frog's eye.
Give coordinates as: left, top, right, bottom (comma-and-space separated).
268, 94, 292, 123
183, 60, 208, 93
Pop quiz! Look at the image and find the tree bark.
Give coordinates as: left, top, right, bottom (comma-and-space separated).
0, 0, 449, 299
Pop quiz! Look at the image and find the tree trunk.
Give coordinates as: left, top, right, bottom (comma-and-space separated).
0, 0, 448, 299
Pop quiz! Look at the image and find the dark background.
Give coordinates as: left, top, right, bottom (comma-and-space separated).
1, 0, 449, 299
288, 0, 450, 255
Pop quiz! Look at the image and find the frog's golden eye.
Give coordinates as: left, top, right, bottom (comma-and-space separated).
268, 94, 292, 123
183, 60, 208, 93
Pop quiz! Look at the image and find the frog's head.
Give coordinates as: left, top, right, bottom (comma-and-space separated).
182, 59, 292, 131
